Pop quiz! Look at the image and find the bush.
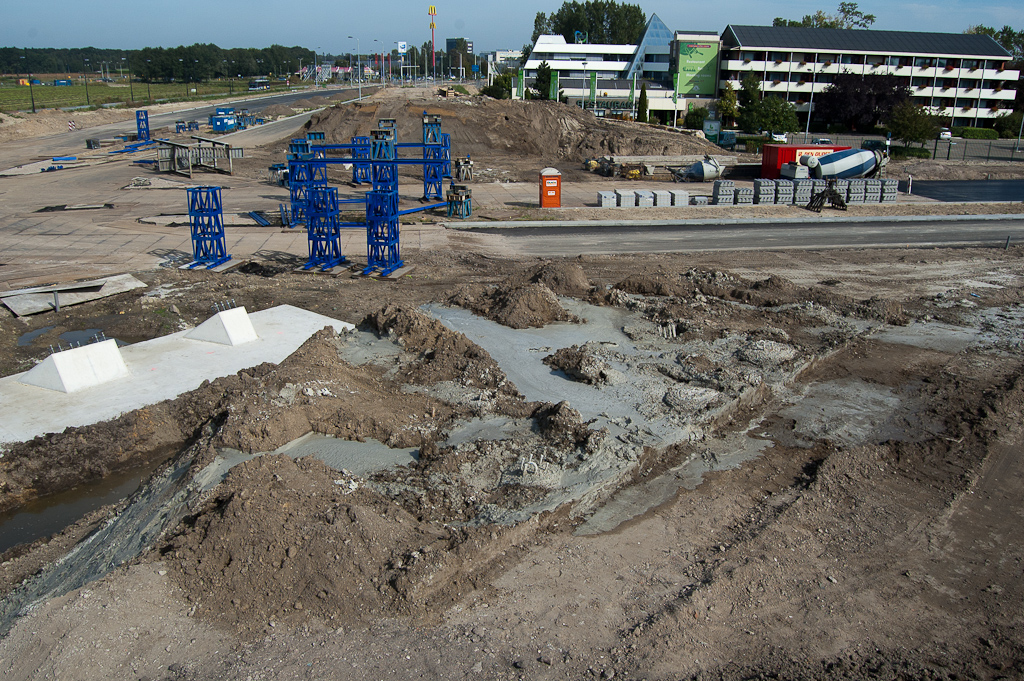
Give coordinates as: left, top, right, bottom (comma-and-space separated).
890, 145, 932, 159
684, 106, 708, 129
951, 126, 998, 139
739, 137, 764, 153
995, 111, 1023, 138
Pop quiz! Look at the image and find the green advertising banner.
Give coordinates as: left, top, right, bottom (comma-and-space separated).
589, 72, 597, 104
549, 71, 559, 101
628, 75, 636, 104
517, 70, 525, 99
676, 41, 719, 96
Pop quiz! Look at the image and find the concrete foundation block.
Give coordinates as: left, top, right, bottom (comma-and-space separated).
186, 307, 259, 346
20, 339, 129, 393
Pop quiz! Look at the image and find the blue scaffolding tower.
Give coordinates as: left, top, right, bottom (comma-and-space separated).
304, 186, 347, 270
364, 128, 403, 276
351, 136, 371, 184
186, 186, 231, 269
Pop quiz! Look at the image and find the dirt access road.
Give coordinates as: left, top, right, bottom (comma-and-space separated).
0, 86, 1023, 680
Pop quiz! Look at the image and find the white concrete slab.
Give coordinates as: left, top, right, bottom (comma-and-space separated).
0, 274, 148, 316
20, 340, 129, 393
0, 305, 354, 446
186, 307, 258, 346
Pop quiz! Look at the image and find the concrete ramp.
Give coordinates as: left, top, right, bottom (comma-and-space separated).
185, 307, 258, 346
20, 340, 130, 393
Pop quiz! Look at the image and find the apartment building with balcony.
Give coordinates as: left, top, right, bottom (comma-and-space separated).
720, 25, 1019, 128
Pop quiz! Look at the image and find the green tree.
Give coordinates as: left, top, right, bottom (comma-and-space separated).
965, 24, 1024, 60
480, 72, 514, 99
637, 81, 649, 122
814, 73, 911, 131
532, 1, 647, 45
773, 2, 876, 29
737, 72, 763, 132
885, 99, 940, 146
532, 61, 553, 100
758, 96, 800, 133
993, 110, 1023, 137
684, 106, 708, 129
717, 81, 738, 127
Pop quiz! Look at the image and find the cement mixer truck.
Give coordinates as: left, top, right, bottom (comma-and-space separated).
799, 147, 888, 179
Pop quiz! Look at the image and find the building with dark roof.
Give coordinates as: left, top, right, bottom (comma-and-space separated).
720, 25, 1018, 127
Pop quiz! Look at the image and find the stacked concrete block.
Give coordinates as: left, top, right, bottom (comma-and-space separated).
735, 187, 754, 205
653, 189, 672, 207
864, 179, 882, 203
636, 190, 655, 207
834, 179, 850, 196
774, 179, 794, 205
598, 191, 617, 208
712, 180, 735, 206
691, 195, 709, 206
846, 179, 866, 204
811, 179, 827, 194
754, 179, 776, 205
793, 179, 813, 205
670, 189, 690, 206
881, 178, 898, 203
615, 189, 637, 207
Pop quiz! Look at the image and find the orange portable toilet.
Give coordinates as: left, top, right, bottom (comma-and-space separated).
539, 167, 561, 208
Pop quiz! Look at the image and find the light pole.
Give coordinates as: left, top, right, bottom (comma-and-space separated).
348, 36, 361, 99
374, 39, 383, 86
83, 58, 91, 105
124, 56, 134, 102
145, 59, 151, 101
1015, 111, 1023, 154
803, 57, 819, 143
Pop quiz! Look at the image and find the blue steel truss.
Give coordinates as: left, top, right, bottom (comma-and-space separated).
370, 129, 397, 192
186, 187, 231, 269
305, 186, 347, 270
365, 190, 402, 276
136, 110, 150, 142
288, 159, 328, 228
351, 136, 371, 184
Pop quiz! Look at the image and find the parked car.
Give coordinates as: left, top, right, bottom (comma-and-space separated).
938, 128, 952, 140
811, 137, 833, 145
862, 139, 886, 152
770, 132, 788, 143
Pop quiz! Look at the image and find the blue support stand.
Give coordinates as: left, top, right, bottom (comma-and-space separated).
304, 186, 347, 270
288, 158, 327, 229
136, 110, 150, 142
422, 114, 444, 200
186, 187, 231, 269
351, 136, 371, 184
364, 128, 403, 276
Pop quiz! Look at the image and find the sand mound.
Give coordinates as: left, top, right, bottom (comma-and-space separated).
544, 344, 624, 386
302, 95, 722, 166
527, 261, 592, 298
448, 281, 581, 329
259, 104, 298, 118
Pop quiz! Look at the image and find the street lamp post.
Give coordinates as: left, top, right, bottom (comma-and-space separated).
28, 74, 36, 113
83, 58, 91, 105
348, 36, 361, 99
374, 39, 383, 87
145, 59, 151, 101
803, 57, 819, 143
124, 56, 134, 102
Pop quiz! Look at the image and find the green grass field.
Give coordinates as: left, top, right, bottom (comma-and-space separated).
0, 80, 292, 113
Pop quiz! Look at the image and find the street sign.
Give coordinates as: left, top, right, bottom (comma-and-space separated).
398, 42, 407, 54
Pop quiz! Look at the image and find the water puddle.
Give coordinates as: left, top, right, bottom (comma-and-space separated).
16, 326, 55, 347
0, 466, 148, 555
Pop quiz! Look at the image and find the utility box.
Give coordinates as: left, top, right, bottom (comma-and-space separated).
539, 167, 561, 208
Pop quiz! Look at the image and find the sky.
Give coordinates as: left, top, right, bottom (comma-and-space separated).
2, 0, 1022, 54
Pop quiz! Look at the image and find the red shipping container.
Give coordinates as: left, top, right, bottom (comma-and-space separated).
761, 143, 851, 179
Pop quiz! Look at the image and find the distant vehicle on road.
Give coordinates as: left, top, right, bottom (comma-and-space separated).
938, 128, 952, 140
861, 139, 887, 152
811, 137, 833, 145
770, 132, 788, 143
248, 78, 270, 91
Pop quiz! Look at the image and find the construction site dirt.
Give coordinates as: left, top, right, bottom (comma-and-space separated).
0, 85, 1023, 681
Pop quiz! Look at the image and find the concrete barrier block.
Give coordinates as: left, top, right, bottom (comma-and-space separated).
20, 339, 129, 393
186, 307, 259, 346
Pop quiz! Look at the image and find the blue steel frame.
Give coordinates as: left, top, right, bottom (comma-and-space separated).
351, 136, 371, 184
364, 128, 403, 275
304, 186, 347, 270
186, 186, 231, 269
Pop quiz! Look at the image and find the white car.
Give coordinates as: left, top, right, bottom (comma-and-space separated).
938, 129, 952, 140
770, 132, 788, 142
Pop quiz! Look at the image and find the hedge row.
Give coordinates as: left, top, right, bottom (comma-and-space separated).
951, 126, 999, 139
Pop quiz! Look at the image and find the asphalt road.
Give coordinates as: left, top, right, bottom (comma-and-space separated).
1, 86, 378, 167
465, 215, 1024, 255
898, 179, 1024, 202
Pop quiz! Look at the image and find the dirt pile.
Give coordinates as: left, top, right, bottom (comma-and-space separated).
448, 281, 581, 329
160, 455, 450, 636
259, 104, 298, 119
544, 344, 624, 386
303, 94, 722, 170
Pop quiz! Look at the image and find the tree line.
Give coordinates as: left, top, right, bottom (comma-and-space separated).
1, 44, 315, 81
